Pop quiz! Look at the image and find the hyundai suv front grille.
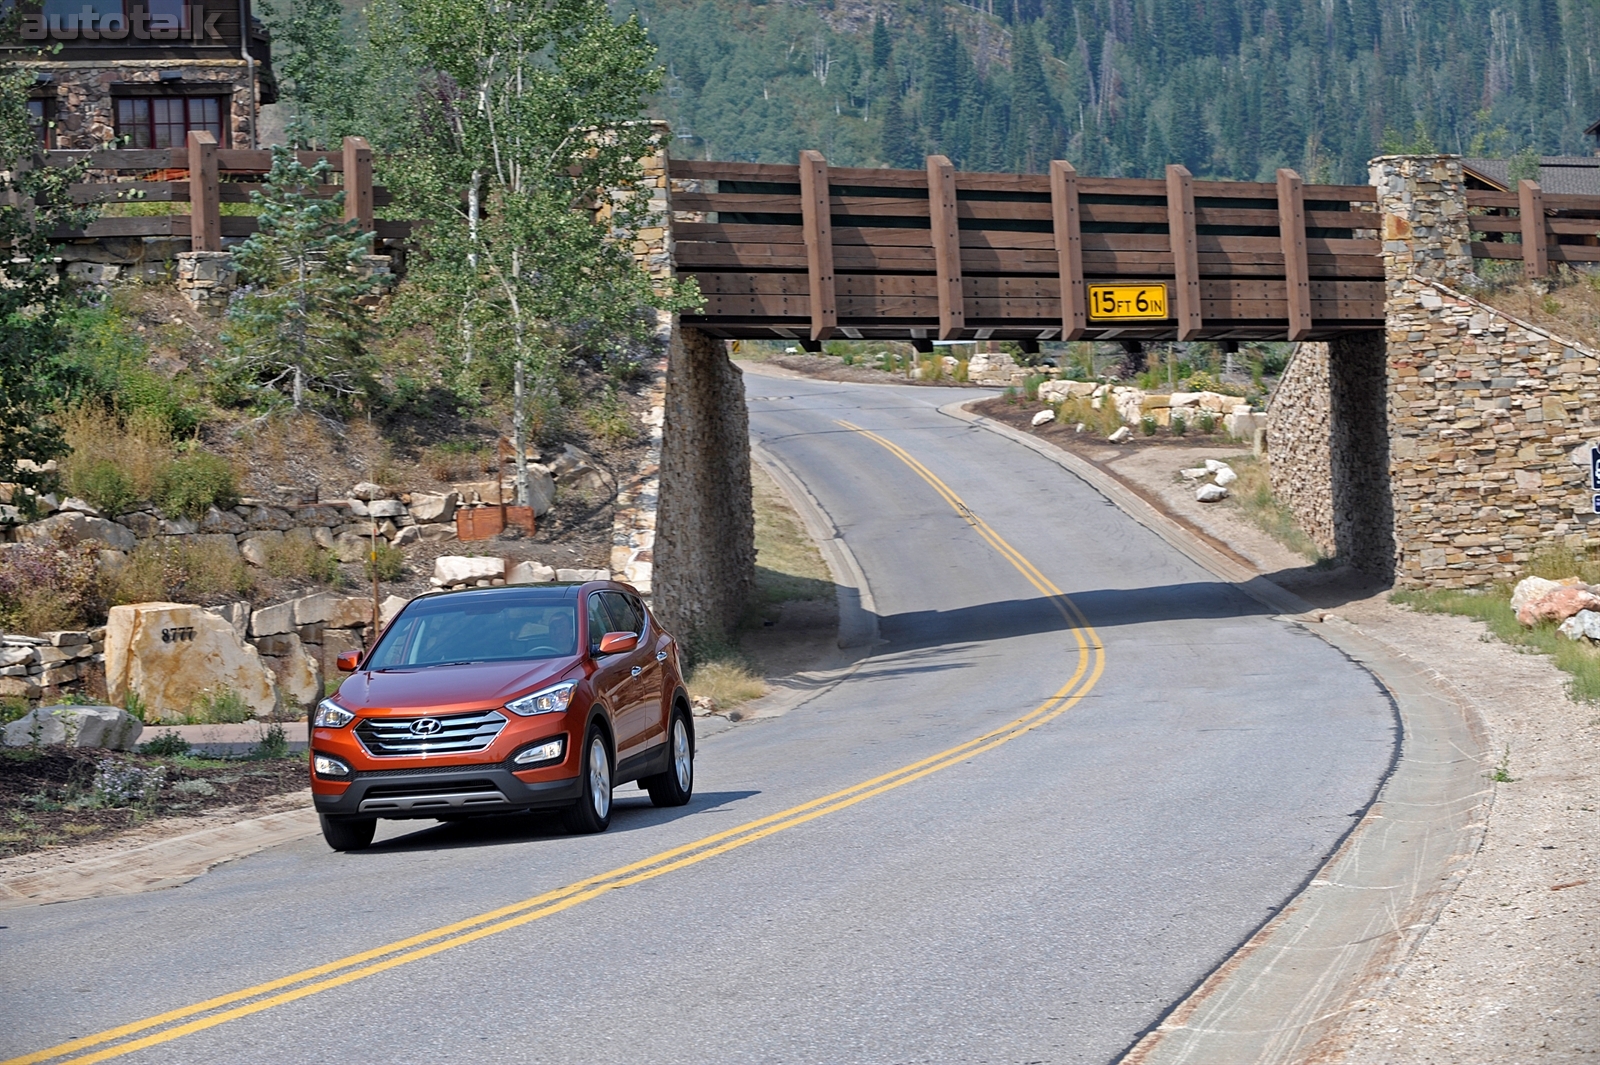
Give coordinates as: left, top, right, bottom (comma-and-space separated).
355, 709, 507, 757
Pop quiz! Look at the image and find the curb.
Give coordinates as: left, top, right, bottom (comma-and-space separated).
0, 794, 320, 910
941, 401, 1491, 1065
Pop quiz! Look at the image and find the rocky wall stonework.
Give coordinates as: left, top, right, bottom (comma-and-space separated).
654, 325, 755, 641
1267, 342, 1336, 556
1330, 331, 1395, 578
0, 629, 106, 702
611, 311, 667, 594
1388, 283, 1600, 587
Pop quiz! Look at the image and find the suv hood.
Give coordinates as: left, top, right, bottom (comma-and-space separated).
336, 659, 580, 715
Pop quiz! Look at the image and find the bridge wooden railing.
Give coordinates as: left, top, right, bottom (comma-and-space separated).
1468, 183, 1600, 278
670, 154, 1384, 347
45, 133, 412, 249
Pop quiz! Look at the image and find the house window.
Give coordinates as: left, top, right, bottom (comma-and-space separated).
27, 99, 54, 148
115, 96, 224, 149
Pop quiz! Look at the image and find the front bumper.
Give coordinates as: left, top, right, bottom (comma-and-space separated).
313, 764, 583, 820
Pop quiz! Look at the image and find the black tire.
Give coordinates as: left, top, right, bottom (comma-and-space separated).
319, 814, 376, 852
562, 723, 613, 834
643, 709, 694, 808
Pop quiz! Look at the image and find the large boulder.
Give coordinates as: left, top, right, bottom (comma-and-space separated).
293, 591, 373, 628
407, 491, 459, 524
2, 706, 142, 750
260, 632, 321, 710
1558, 609, 1600, 641
1517, 585, 1600, 627
433, 555, 506, 585
507, 561, 556, 584
106, 602, 279, 721
14, 512, 136, 552
1510, 576, 1565, 615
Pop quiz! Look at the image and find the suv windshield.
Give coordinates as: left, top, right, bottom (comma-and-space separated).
367, 590, 578, 669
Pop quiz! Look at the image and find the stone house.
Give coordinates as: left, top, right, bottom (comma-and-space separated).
4, 0, 276, 150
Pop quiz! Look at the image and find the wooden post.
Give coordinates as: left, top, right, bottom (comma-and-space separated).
1277, 168, 1312, 341
1050, 160, 1086, 341
342, 136, 374, 231
1166, 164, 1202, 340
798, 149, 836, 342
187, 130, 220, 252
927, 155, 964, 340
1519, 179, 1547, 279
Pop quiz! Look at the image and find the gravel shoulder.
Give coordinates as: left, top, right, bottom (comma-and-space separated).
975, 403, 1599, 1062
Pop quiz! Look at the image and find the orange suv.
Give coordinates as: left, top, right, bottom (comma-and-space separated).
309, 581, 694, 851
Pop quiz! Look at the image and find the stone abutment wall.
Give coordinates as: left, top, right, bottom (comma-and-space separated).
1267, 342, 1335, 557
1330, 332, 1395, 579
653, 325, 756, 644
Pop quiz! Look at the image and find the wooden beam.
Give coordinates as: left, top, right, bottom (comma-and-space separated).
927, 155, 964, 339
1166, 164, 1201, 340
1519, 179, 1547, 279
798, 149, 836, 342
1277, 168, 1312, 341
1050, 160, 1086, 340
187, 130, 220, 253
343, 136, 374, 231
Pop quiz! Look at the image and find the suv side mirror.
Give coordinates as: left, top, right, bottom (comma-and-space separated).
597, 631, 638, 655
336, 650, 361, 672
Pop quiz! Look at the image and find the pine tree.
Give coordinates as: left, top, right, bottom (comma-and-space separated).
871, 12, 892, 70
881, 91, 920, 168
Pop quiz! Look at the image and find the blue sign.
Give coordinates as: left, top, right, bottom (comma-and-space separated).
1592, 445, 1600, 489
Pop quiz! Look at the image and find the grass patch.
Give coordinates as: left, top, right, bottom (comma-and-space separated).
110, 538, 254, 604
1220, 455, 1323, 562
263, 534, 342, 585
685, 660, 766, 708
1053, 396, 1123, 437
1391, 586, 1600, 703
748, 462, 834, 619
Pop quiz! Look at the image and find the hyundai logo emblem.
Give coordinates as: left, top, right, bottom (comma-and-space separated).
410, 718, 444, 736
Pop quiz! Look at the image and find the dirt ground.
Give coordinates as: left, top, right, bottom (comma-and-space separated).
983, 403, 1599, 1062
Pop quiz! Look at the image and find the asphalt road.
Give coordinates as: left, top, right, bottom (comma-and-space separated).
1, 370, 1397, 1065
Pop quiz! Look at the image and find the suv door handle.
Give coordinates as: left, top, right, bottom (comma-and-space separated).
656, 651, 667, 661
631, 666, 642, 677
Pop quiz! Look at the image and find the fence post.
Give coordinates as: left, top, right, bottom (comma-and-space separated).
187, 130, 220, 252
1166, 164, 1202, 340
926, 154, 964, 341
342, 135, 374, 231
1277, 168, 1313, 341
1050, 159, 1085, 341
1518, 179, 1547, 279
798, 149, 835, 344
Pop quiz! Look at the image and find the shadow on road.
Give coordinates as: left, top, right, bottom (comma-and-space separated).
362, 790, 762, 853
877, 580, 1279, 653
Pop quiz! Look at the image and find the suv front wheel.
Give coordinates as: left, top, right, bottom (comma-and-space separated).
643, 709, 693, 808
320, 814, 376, 852
562, 723, 613, 834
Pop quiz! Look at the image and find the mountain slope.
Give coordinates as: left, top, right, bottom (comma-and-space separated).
625, 0, 1600, 182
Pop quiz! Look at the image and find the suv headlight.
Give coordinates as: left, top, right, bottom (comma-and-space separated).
506, 681, 577, 717
314, 699, 355, 728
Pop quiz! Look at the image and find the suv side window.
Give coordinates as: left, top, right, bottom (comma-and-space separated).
586, 593, 618, 655
602, 591, 644, 637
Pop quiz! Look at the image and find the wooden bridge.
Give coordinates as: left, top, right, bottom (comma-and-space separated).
670, 154, 1384, 349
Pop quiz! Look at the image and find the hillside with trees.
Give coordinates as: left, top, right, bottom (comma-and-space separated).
626, 0, 1600, 181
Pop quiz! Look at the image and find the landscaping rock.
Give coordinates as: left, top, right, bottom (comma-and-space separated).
250, 601, 296, 638
0, 646, 34, 668
1196, 484, 1229, 502
350, 482, 385, 501
1558, 610, 1600, 641
1031, 409, 1056, 426
294, 505, 346, 527
200, 505, 247, 534
379, 594, 411, 628
119, 511, 161, 537
433, 556, 505, 585
15, 512, 136, 552
57, 497, 100, 516
407, 492, 459, 523
367, 499, 406, 519
105, 602, 279, 721
333, 532, 372, 564
239, 531, 284, 567
524, 466, 557, 517
243, 506, 295, 531
0, 676, 42, 700
1510, 576, 1566, 615
2, 706, 142, 750
1214, 466, 1238, 487
1179, 467, 1208, 480
507, 561, 556, 584
1108, 426, 1132, 443
261, 633, 321, 710
43, 630, 91, 648
1204, 459, 1228, 472
1516, 586, 1600, 627
556, 568, 610, 582
159, 516, 199, 535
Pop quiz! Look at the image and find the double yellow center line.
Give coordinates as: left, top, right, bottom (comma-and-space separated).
7, 421, 1105, 1065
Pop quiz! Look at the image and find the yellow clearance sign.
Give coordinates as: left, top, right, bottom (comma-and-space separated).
1087, 284, 1169, 320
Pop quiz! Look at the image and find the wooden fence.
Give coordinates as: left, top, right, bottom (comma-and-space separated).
670, 154, 1385, 347
46, 132, 411, 249
1468, 181, 1600, 278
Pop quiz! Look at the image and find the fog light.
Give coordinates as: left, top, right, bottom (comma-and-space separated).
513, 738, 565, 766
314, 754, 351, 778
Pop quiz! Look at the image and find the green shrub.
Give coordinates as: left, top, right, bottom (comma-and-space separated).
67, 459, 138, 516
155, 452, 238, 519
1197, 410, 1217, 434
1140, 414, 1158, 436
191, 686, 250, 724
1171, 412, 1188, 436
139, 732, 192, 757
110, 539, 254, 604
1023, 374, 1047, 400
264, 535, 342, 585
366, 540, 406, 582
0, 697, 30, 725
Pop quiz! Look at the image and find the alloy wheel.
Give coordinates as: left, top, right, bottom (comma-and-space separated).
672, 718, 692, 792
589, 735, 611, 820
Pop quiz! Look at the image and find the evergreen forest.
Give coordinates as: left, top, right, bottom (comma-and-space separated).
627, 0, 1600, 181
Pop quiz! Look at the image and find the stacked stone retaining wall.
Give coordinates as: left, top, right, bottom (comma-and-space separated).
1266, 342, 1335, 556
